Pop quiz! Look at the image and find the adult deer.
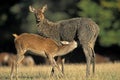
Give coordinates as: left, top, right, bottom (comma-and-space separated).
29, 5, 100, 77
10, 33, 77, 80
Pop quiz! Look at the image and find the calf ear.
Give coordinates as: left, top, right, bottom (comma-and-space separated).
29, 6, 36, 12
41, 4, 47, 13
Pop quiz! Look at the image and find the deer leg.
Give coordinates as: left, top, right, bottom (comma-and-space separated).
91, 36, 97, 75
56, 57, 65, 75
61, 57, 65, 75
52, 58, 64, 77
48, 55, 62, 76
10, 60, 15, 80
15, 54, 24, 80
88, 41, 96, 75
82, 44, 93, 78
92, 49, 95, 75
89, 42, 95, 75
48, 55, 55, 76
51, 57, 58, 76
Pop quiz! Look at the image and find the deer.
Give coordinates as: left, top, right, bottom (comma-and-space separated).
0, 52, 35, 66
0, 52, 9, 66
22, 56, 35, 66
10, 33, 77, 80
29, 4, 100, 77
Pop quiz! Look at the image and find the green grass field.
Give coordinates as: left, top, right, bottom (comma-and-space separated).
0, 62, 120, 80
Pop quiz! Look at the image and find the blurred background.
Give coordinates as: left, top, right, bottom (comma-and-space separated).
0, 0, 120, 66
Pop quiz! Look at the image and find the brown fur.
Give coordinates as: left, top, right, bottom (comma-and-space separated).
8, 54, 35, 66
10, 33, 77, 80
95, 54, 110, 63
0, 52, 9, 66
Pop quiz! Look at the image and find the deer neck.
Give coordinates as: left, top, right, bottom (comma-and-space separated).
37, 19, 55, 27
55, 41, 77, 57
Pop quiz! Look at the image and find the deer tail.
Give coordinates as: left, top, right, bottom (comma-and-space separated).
12, 34, 18, 38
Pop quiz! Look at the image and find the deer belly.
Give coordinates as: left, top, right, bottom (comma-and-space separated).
29, 49, 47, 58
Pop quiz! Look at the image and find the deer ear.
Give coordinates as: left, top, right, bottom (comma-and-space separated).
41, 4, 47, 13
29, 6, 36, 12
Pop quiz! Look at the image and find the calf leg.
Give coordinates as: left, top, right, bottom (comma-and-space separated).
15, 54, 24, 80
10, 53, 24, 80
56, 57, 65, 74
51, 57, 65, 75
10, 60, 15, 80
47, 55, 63, 76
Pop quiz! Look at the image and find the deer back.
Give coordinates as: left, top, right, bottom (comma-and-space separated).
14, 33, 59, 56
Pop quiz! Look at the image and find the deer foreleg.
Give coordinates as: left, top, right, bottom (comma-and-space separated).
55, 57, 65, 74
48, 55, 62, 76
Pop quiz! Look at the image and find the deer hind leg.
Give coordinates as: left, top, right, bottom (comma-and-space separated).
10, 60, 15, 80
15, 53, 25, 80
91, 47, 95, 75
88, 35, 98, 75
87, 33, 98, 74
87, 43, 96, 76
10, 49, 25, 80
82, 44, 93, 78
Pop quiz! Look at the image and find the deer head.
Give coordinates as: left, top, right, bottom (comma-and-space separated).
29, 5, 47, 22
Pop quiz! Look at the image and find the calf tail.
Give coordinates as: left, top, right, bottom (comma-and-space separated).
12, 34, 18, 38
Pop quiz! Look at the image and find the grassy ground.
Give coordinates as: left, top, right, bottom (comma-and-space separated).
0, 62, 120, 80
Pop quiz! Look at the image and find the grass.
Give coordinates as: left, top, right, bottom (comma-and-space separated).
0, 62, 120, 80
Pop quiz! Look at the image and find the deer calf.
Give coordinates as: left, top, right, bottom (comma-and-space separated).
10, 33, 77, 80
